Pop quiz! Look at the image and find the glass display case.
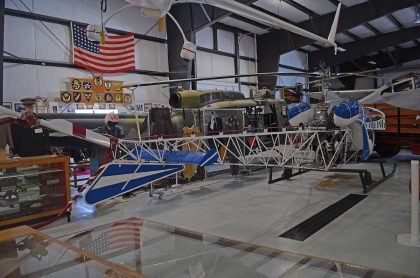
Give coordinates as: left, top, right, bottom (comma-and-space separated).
0, 226, 137, 278
0, 156, 70, 228
60, 217, 405, 278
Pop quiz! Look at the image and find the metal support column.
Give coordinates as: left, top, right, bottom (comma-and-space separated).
0, 0, 4, 104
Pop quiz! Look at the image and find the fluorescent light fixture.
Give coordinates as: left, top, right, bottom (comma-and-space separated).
368, 61, 377, 65
337, 47, 347, 52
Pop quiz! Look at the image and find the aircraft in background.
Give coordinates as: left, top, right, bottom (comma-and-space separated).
169, 88, 281, 109
360, 73, 420, 111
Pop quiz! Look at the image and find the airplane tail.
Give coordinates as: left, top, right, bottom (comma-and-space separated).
327, 2, 342, 54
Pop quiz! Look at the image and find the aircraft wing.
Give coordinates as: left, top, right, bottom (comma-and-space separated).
359, 84, 389, 105
0, 105, 111, 148
380, 90, 420, 111
38, 119, 111, 148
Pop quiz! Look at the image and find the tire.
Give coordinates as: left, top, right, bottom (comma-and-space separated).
375, 144, 400, 158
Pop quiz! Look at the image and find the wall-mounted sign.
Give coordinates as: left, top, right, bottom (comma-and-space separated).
60, 76, 131, 104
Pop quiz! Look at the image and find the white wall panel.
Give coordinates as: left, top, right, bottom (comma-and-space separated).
196, 51, 236, 89
3, 63, 170, 104
217, 29, 235, 54
211, 54, 235, 79
279, 50, 308, 70
34, 21, 72, 62
196, 51, 235, 80
6, 0, 33, 11
239, 60, 256, 83
196, 27, 213, 49
276, 68, 305, 87
135, 40, 168, 72
4, 15, 36, 59
196, 51, 213, 78
239, 35, 256, 58
6, 0, 165, 39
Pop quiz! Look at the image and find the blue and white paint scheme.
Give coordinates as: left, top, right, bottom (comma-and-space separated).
85, 162, 184, 204
333, 99, 374, 160
127, 148, 219, 167
84, 148, 219, 204
333, 99, 360, 127
350, 119, 373, 160
288, 102, 313, 127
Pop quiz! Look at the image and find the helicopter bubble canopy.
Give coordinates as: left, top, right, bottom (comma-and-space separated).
288, 102, 313, 127
333, 99, 360, 127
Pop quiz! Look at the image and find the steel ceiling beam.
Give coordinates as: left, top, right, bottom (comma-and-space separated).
257, 0, 418, 88
190, 0, 259, 33
262, 0, 419, 58
309, 25, 420, 68
337, 45, 420, 73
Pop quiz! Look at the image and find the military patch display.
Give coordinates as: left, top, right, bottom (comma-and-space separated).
60, 91, 72, 103
124, 94, 132, 104
104, 93, 113, 103
73, 92, 82, 103
64, 76, 131, 104
83, 81, 92, 90
71, 79, 82, 90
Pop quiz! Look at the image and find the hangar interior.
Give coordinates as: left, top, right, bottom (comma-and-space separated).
0, 0, 420, 277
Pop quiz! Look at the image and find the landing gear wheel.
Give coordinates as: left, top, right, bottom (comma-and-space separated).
376, 144, 400, 158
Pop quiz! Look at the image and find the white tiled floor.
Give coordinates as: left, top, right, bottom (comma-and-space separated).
43, 161, 420, 276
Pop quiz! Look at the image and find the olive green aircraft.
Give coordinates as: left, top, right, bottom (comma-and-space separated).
169, 88, 285, 110
168, 88, 287, 130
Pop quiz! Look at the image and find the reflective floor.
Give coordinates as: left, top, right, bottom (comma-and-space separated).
61, 217, 404, 278
42, 159, 420, 277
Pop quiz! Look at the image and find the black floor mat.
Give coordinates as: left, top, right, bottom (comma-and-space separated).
279, 194, 367, 241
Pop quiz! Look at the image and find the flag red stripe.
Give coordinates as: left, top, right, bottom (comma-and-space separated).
104, 38, 134, 45
74, 54, 135, 68
100, 44, 134, 51
109, 228, 141, 233
74, 47, 134, 57
109, 239, 140, 246
107, 34, 134, 40
74, 48, 134, 62
74, 61, 135, 73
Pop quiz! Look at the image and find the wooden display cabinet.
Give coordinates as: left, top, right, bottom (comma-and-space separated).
0, 155, 70, 228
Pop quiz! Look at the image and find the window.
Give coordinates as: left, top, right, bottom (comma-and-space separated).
200, 94, 211, 103
393, 80, 412, 92
212, 92, 221, 100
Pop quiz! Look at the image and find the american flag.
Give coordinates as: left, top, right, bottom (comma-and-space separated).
72, 23, 135, 73
82, 217, 142, 256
